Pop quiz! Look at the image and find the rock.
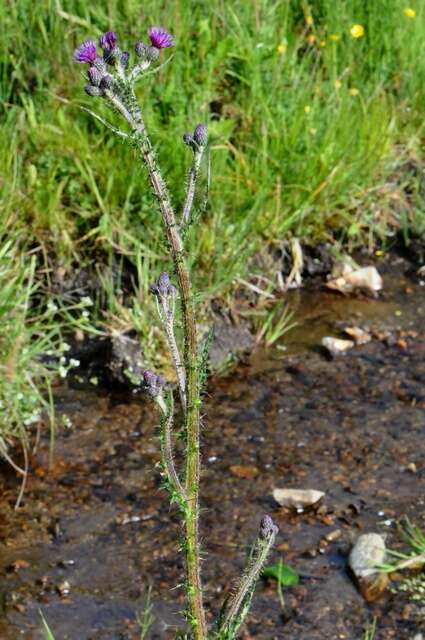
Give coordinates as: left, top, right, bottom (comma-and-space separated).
348, 533, 389, 601
321, 336, 355, 357
57, 580, 71, 597
208, 319, 255, 370
324, 529, 342, 542
273, 488, 325, 510
343, 326, 372, 345
109, 332, 145, 385
326, 265, 383, 295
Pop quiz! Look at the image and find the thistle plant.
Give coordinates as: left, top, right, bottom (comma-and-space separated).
73, 28, 278, 638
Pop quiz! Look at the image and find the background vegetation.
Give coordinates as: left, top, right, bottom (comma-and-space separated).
1, 0, 425, 446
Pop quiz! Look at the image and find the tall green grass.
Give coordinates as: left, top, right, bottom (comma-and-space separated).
1, 1, 425, 457
1, 1, 424, 289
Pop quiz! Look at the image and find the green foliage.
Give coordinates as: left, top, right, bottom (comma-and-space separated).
39, 611, 55, 640
1, 0, 425, 507
1, 0, 424, 307
0, 238, 58, 452
363, 617, 377, 640
262, 559, 300, 587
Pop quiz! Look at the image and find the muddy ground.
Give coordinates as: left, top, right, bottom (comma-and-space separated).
0, 256, 424, 639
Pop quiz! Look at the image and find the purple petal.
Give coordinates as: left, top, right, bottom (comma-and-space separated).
99, 31, 117, 51
74, 40, 97, 64
148, 27, 174, 49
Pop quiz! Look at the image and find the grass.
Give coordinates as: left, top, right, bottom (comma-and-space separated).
1, 1, 425, 465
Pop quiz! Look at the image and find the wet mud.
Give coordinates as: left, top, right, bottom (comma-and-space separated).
0, 257, 424, 639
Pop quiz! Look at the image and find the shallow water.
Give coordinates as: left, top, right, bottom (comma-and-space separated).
0, 257, 424, 639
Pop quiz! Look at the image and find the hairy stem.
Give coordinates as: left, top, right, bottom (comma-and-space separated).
158, 393, 187, 500
181, 149, 203, 227
106, 89, 207, 639
156, 295, 186, 410
218, 524, 277, 637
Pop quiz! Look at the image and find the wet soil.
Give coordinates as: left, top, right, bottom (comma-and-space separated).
0, 257, 424, 639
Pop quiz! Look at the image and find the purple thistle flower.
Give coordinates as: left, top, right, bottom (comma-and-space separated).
74, 40, 97, 64
148, 27, 174, 49
99, 31, 117, 52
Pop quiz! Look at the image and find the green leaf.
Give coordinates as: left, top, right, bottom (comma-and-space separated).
262, 559, 299, 587
39, 611, 55, 640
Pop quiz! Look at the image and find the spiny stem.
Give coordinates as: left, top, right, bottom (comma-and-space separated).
158, 393, 187, 500
218, 517, 278, 636
155, 294, 186, 410
181, 149, 204, 227
105, 88, 207, 639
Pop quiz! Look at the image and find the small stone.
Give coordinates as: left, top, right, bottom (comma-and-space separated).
322, 336, 355, 357
57, 580, 71, 596
326, 265, 383, 295
325, 529, 342, 542
273, 488, 325, 509
349, 533, 389, 601
343, 326, 372, 344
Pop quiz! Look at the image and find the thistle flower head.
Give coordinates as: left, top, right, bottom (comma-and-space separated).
74, 40, 97, 64
148, 27, 174, 49
99, 31, 117, 52
259, 515, 279, 540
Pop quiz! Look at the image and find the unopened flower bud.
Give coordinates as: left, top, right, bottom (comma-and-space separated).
120, 51, 130, 68
183, 133, 195, 147
150, 272, 176, 298
143, 369, 166, 398
84, 85, 103, 97
88, 66, 102, 86
135, 41, 148, 58
104, 45, 122, 65
193, 123, 208, 146
145, 45, 160, 61
259, 515, 279, 540
93, 56, 107, 73
99, 74, 114, 91
99, 31, 117, 52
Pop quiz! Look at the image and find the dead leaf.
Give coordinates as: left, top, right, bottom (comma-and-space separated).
9, 559, 30, 572
230, 465, 259, 479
